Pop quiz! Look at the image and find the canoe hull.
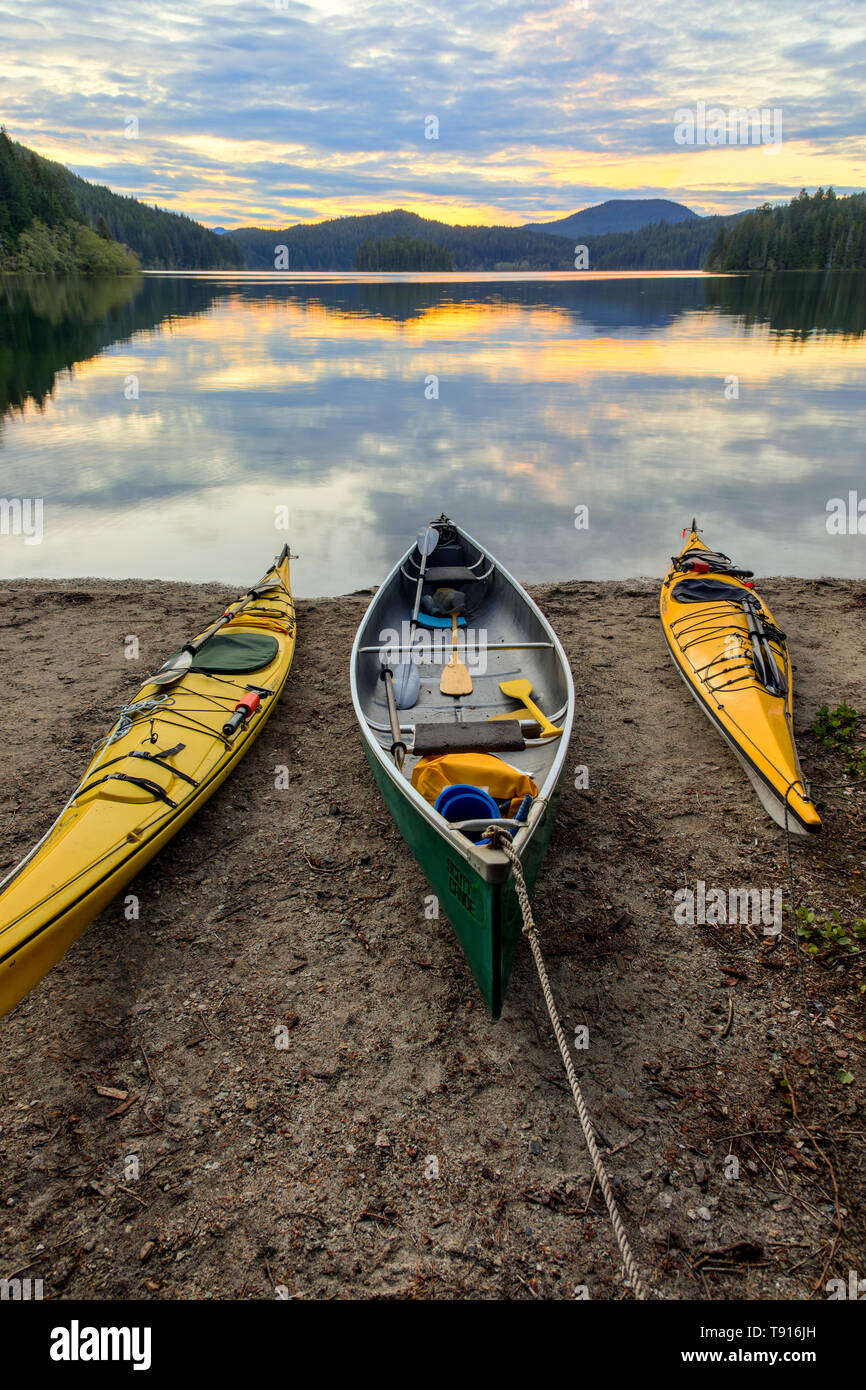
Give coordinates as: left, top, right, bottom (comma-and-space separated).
364, 740, 563, 1016
352, 518, 574, 1017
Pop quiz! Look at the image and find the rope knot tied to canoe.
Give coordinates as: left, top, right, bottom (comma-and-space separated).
484, 823, 540, 940
484, 822, 649, 1301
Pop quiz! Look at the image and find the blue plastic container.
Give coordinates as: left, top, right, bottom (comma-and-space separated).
434, 784, 500, 842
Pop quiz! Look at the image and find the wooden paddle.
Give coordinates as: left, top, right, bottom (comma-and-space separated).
440, 613, 473, 696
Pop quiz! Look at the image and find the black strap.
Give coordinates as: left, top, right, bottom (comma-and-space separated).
84, 745, 198, 787
76, 773, 178, 807
129, 750, 198, 785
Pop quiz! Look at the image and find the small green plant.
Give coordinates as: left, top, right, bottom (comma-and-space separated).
812, 702, 866, 775
796, 905, 866, 958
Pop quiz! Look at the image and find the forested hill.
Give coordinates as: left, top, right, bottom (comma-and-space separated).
582, 212, 745, 270
65, 167, 244, 270
706, 189, 866, 270
0, 129, 137, 273
229, 210, 575, 270
0, 131, 243, 272
228, 207, 744, 272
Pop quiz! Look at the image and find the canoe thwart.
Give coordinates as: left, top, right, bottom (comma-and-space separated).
412, 720, 526, 755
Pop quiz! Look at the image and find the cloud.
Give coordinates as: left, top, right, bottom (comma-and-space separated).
2, 0, 864, 224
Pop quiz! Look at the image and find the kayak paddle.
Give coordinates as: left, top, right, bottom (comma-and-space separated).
147, 555, 286, 687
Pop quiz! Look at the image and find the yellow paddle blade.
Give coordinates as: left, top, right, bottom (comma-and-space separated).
440, 615, 473, 696
489, 678, 562, 738
441, 659, 473, 696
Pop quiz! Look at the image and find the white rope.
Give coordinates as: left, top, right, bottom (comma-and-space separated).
92, 696, 174, 751
486, 824, 648, 1300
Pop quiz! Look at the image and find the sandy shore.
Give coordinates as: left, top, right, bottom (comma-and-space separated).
0, 574, 863, 1300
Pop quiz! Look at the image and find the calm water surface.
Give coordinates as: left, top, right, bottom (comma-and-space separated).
1, 271, 864, 595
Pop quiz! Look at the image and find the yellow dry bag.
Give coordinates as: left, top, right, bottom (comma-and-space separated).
412, 752, 538, 817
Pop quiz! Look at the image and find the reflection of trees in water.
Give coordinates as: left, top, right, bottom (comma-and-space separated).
228, 276, 712, 333
704, 271, 866, 341
226, 272, 866, 337
0, 275, 223, 421
1, 271, 864, 431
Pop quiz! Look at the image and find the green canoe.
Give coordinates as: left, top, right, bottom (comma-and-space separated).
350, 516, 574, 1016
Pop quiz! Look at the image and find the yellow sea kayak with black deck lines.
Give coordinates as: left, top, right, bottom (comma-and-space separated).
0, 545, 296, 1019
660, 523, 820, 837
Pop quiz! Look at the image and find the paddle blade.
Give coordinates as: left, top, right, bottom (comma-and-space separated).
493, 679, 562, 737
147, 650, 193, 685
416, 525, 439, 557
440, 613, 473, 696
393, 661, 421, 709
441, 659, 473, 696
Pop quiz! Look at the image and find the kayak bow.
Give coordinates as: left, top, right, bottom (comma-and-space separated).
660, 524, 821, 836
0, 547, 296, 1019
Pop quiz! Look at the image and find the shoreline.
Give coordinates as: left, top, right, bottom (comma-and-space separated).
2, 570, 864, 598
0, 574, 863, 1299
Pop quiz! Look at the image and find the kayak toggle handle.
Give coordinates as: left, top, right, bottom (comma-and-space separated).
222, 690, 261, 738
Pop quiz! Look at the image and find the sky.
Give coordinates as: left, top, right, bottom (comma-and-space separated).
2, 0, 865, 229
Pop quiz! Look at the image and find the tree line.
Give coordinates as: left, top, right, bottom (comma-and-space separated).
225, 208, 749, 272
230, 210, 576, 271
354, 235, 455, 270
0, 129, 243, 273
705, 189, 866, 270
583, 215, 742, 269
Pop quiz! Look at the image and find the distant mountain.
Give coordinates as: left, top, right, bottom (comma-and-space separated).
228, 209, 574, 271
525, 199, 699, 239
227, 205, 751, 272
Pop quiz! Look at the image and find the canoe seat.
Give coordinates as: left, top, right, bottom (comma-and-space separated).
412, 720, 525, 754
423, 566, 486, 584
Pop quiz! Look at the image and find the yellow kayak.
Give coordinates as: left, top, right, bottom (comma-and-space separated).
0, 546, 296, 1019
660, 524, 820, 837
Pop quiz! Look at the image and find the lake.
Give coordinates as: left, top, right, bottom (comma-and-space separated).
1, 270, 864, 595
